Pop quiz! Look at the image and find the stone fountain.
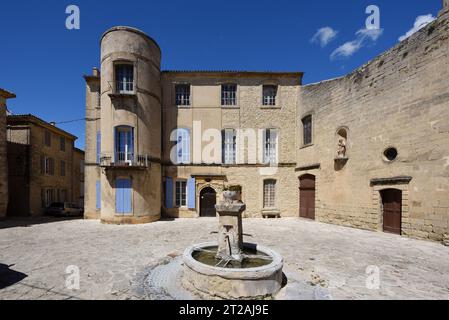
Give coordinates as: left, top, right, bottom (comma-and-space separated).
182, 191, 284, 299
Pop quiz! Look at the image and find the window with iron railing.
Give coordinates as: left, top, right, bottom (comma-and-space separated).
263, 85, 278, 106
115, 126, 134, 164
263, 129, 278, 164
115, 64, 134, 94
175, 84, 191, 106
221, 84, 237, 106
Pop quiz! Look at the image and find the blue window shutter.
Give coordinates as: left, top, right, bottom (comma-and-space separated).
96, 181, 101, 210
96, 132, 101, 164
165, 178, 173, 209
116, 179, 124, 214
187, 178, 196, 209
123, 179, 132, 214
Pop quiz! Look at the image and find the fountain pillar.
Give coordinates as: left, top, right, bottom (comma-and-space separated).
215, 199, 246, 262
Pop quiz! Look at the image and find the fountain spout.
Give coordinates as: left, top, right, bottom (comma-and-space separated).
215, 197, 246, 263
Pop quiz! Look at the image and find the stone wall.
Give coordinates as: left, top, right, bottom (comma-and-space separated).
297, 10, 449, 242
0, 98, 7, 218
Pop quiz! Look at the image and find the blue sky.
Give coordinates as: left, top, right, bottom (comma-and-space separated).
0, 0, 442, 149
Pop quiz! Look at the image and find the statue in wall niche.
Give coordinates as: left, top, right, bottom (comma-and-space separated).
336, 138, 347, 158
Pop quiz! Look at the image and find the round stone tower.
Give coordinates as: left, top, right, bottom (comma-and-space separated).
99, 26, 162, 224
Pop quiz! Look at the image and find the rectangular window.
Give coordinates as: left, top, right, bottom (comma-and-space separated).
175, 180, 187, 208
222, 129, 236, 164
42, 188, 55, 208
44, 131, 51, 147
115, 64, 134, 94
60, 160, 66, 176
263, 180, 276, 208
176, 129, 190, 164
115, 126, 134, 164
263, 129, 278, 164
302, 115, 312, 146
263, 85, 277, 106
175, 84, 191, 106
221, 84, 237, 106
60, 137, 66, 152
45, 157, 55, 176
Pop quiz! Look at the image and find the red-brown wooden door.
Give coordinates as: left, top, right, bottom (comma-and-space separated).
381, 189, 402, 235
300, 175, 315, 220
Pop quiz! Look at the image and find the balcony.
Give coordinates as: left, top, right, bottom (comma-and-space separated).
108, 81, 136, 98
100, 152, 151, 169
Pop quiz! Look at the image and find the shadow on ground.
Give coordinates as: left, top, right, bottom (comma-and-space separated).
0, 217, 83, 230
0, 264, 28, 290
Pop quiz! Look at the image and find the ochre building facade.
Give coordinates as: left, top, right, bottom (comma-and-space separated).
84, 3, 449, 243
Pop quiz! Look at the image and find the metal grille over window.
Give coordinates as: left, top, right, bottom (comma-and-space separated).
176, 85, 191, 106
222, 129, 236, 164
221, 84, 237, 106
115, 65, 134, 94
263, 85, 277, 106
264, 180, 276, 208
176, 181, 187, 207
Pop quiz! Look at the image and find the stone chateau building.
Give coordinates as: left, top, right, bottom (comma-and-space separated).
84, 2, 449, 243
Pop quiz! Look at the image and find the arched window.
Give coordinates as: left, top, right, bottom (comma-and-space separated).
263, 179, 277, 208
222, 129, 236, 164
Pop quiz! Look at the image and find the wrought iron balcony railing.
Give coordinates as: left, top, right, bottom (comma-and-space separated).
108, 81, 135, 95
100, 152, 151, 168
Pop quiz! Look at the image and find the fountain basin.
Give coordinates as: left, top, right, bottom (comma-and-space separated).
182, 242, 284, 299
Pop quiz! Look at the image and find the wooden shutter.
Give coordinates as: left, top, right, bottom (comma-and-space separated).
96, 181, 101, 210
187, 178, 196, 209
165, 178, 173, 209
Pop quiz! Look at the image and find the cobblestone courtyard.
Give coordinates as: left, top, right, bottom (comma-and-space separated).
0, 217, 448, 300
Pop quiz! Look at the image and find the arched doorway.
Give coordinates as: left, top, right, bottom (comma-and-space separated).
200, 187, 217, 217
381, 189, 402, 235
299, 174, 316, 220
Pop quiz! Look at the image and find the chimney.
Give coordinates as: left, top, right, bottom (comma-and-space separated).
92, 67, 100, 77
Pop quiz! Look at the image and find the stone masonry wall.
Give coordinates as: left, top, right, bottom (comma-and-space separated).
298, 10, 449, 242
0, 99, 7, 218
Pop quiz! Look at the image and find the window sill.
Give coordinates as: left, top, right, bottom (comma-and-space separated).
221, 106, 240, 109
177, 106, 191, 109
261, 106, 282, 110
300, 143, 314, 150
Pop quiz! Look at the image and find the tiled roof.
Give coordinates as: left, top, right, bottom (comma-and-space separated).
7, 114, 78, 140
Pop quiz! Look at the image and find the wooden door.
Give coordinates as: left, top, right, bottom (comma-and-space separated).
300, 175, 315, 220
381, 189, 402, 235
200, 187, 217, 217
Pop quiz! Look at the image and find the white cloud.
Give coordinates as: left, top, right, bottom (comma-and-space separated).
331, 28, 383, 60
398, 14, 436, 42
311, 27, 338, 47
